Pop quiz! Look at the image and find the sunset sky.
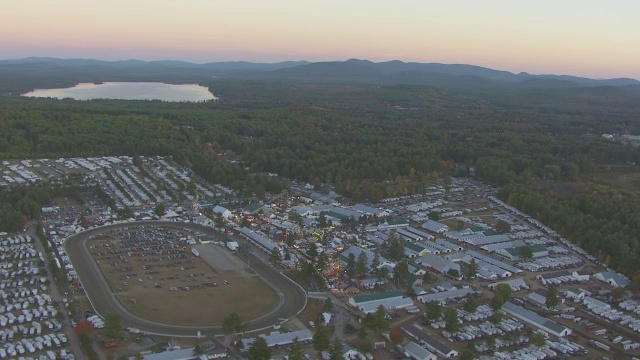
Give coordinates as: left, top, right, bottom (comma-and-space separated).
3, 0, 639, 79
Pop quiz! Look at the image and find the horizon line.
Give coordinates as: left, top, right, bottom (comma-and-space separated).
1, 56, 638, 82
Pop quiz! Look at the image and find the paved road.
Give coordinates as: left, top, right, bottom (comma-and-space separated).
64, 221, 307, 337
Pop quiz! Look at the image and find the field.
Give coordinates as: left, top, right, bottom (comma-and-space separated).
590, 166, 640, 192
87, 227, 278, 325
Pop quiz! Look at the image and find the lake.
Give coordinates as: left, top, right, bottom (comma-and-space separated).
22, 82, 217, 102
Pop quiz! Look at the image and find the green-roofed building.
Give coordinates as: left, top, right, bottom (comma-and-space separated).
378, 219, 410, 230
348, 290, 415, 313
497, 244, 548, 261
326, 211, 349, 220
404, 240, 430, 257
243, 203, 263, 214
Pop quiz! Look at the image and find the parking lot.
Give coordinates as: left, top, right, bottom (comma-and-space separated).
0, 234, 72, 359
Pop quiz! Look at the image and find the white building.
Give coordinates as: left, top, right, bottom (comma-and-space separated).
212, 205, 233, 219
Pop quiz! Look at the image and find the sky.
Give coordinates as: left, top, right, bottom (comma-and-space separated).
2, 0, 639, 79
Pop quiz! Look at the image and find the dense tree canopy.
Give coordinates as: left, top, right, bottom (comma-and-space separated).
1, 78, 640, 277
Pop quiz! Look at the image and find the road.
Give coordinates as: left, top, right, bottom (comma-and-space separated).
64, 221, 307, 337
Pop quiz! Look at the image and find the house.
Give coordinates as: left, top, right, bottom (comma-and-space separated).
212, 205, 232, 219
243, 329, 313, 348
466, 250, 522, 274
401, 323, 458, 358
348, 290, 414, 314
572, 271, 591, 282
528, 288, 564, 307
239, 227, 279, 252
435, 238, 463, 252
488, 278, 529, 292
242, 203, 263, 214
416, 287, 475, 305
404, 342, 437, 360
404, 241, 430, 258
417, 253, 459, 275
536, 270, 573, 286
356, 277, 387, 290
594, 271, 631, 288
378, 219, 410, 230
354, 203, 389, 217
398, 229, 424, 242
423, 240, 451, 253
404, 227, 435, 240
496, 244, 548, 261
501, 301, 573, 337
422, 220, 448, 234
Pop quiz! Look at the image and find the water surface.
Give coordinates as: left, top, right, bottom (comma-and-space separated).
22, 82, 217, 102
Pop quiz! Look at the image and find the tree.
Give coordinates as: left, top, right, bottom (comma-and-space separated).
491, 284, 512, 310
531, 333, 546, 346
317, 252, 329, 271
154, 203, 165, 217
425, 301, 442, 321
103, 314, 123, 339
371, 252, 381, 270
545, 285, 560, 309
463, 295, 478, 313
247, 337, 272, 360
428, 211, 440, 221
318, 212, 328, 228
346, 252, 356, 277
193, 344, 204, 356
215, 212, 225, 228
489, 311, 503, 324
393, 261, 410, 286
422, 271, 435, 284
222, 312, 246, 335
307, 245, 319, 260
389, 326, 405, 345
356, 252, 368, 275
269, 247, 282, 266
288, 338, 304, 360
461, 259, 478, 281
444, 307, 460, 333
612, 287, 626, 301
324, 297, 333, 312
377, 266, 390, 281
365, 305, 390, 332
356, 338, 373, 355
329, 338, 344, 360
447, 268, 460, 279
520, 245, 534, 261
495, 220, 511, 234
385, 232, 405, 261
313, 324, 331, 351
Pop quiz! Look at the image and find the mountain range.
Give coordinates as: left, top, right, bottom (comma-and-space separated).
1, 57, 639, 91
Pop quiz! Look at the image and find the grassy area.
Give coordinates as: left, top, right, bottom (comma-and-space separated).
88, 234, 278, 325
590, 166, 640, 192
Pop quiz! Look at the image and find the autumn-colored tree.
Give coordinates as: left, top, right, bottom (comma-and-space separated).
389, 326, 405, 345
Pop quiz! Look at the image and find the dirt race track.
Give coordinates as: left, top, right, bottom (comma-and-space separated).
64, 221, 307, 337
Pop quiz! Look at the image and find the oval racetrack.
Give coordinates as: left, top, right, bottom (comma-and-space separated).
64, 221, 307, 337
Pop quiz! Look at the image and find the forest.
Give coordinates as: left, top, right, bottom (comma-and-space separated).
1, 69, 640, 281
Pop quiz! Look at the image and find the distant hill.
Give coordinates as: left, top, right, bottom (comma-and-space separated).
0, 57, 638, 92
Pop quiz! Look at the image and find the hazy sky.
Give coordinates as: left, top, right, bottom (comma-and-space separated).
3, 0, 639, 78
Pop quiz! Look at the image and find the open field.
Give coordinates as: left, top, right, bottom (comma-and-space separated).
590, 167, 640, 192
87, 227, 278, 325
